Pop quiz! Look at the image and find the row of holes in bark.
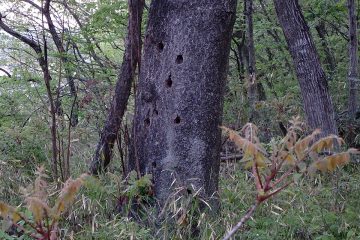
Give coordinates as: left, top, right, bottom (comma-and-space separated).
153, 42, 190, 195
157, 41, 183, 64
144, 115, 181, 126
159, 41, 182, 99
143, 42, 184, 127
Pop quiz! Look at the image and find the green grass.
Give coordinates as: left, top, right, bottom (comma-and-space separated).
218, 162, 360, 240
1, 157, 359, 239
70, 160, 360, 239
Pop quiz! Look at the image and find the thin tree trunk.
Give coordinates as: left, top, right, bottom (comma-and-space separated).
315, 21, 336, 74
245, 0, 258, 121
43, 41, 59, 182
89, 0, 145, 175
347, 0, 358, 118
274, 0, 338, 136
233, 36, 247, 83
0, 13, 58, 180
133, 0, 237, 207
232, 29, 246, 81
258, 0, 294, 76
43, 0, 78, 127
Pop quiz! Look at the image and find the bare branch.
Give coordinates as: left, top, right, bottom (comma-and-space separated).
223, 203, 259, 240
21, 0, 42, 11
0, 67, 11, 77
0, 13, 42, 54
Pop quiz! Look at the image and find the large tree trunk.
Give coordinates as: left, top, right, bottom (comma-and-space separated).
274, 0, 338, 136
133, 0, 237, 207
347, 0, 358, 118
89, 0, 144, 175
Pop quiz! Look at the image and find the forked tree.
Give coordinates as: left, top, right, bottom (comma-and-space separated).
132, 0, 237, 207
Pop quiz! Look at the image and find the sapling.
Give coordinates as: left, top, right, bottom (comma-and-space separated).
0, 167, 88, 240
221, 117, 359, 240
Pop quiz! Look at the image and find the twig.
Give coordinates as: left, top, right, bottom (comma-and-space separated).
0, 67, 11, 77
254, 162, 263, 189
223, 202, 258, 240
65, 92, 78, 179
252, 162, 263, 191
269, 166, 295, 189
264, 181, 293, 200
116, 131, 126, 177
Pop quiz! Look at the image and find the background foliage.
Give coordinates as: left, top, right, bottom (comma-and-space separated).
0, 0, 359, 239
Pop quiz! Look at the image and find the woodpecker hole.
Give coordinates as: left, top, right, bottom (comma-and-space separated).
144, 118, 150, 126
174, 115, 181, 124
176, 55, 183, 64
165, 75, 172, 88
157, 42, 164, 51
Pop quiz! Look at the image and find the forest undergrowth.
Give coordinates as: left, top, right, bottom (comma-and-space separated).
1, 150, 359, 239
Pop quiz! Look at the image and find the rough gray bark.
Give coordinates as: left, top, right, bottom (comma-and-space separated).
89, 0, 144, 175
347, 0, 358, 118
274, 0, 338, 136
245, 0, 258, 121
133, 0, 237, 207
